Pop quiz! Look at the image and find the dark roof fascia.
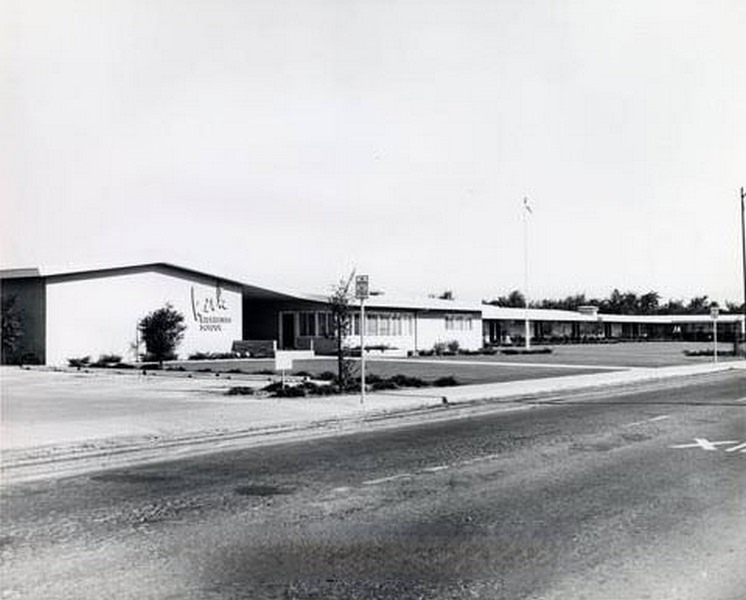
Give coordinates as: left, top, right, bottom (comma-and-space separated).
0, 268, 43, 280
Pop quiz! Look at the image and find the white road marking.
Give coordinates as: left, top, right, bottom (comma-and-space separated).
625, 415, 670, 427
422, 465, 449, 473
734, 397, 746, 403
363, 473, 414, 486
670, 438, 739, 451
461, 453, 502, 465
725, 442, 746, 453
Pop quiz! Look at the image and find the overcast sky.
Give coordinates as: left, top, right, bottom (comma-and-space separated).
2, 0, 745, 303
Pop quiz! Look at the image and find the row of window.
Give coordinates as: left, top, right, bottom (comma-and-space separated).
445, 315, 474, 331
352, 313, 414, 337
293, 311, 476, 337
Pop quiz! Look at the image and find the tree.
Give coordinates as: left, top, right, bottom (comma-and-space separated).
638, 291, 660, 315
138, 304, 186, 366
1, 295, 23, 364
329, 274, 357, 390
725, 301, 745, 314
686, 295, 710, 314
488, 290, 526, 308
659, 298, 686, 315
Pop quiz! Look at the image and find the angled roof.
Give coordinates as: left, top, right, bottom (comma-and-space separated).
0, 262, 314, 303
2, 262, 743, 324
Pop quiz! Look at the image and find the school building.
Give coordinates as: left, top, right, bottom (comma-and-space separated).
1, 262, 743, 365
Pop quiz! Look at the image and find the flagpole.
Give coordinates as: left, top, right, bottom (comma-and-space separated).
523, 197, 531, 350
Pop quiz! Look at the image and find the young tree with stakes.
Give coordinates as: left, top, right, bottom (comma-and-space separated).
329, 273, 356, 390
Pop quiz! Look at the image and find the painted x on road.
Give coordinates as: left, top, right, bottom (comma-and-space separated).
670, 438, 746, 453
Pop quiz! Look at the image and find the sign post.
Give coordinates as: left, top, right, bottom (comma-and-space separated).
711, 306, 719, 363
355, 275, 370, 406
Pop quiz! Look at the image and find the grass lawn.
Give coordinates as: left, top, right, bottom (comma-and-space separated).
417, 341, 736, 368
165, 341, 739, 384
169, 357, 609, 386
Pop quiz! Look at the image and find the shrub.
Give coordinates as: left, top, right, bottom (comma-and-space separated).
98, 354, 122, 364
500, 347, 553, 355
434, 375, 459, 387
68, 356, 90, 368
683, 349, 735, 357
91, 354, 127, 368
277, 386, 308, 398
371, 379, 399, 391
432, 342, 447, 355
318, 371, 337, 381
390, 374, 427, 388
262, 380, 338, 397
138, 304, 186, 366
446, 340, 460, 353
303, 381, 337, 396
226, 386, 255, 396
188, 351, 238, 360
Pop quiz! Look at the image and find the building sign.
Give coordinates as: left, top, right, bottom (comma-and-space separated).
191, 285, 233, 332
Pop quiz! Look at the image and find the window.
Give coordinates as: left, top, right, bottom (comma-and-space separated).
366, 313, 377, 336
379, 314, 391, 335
299, 312, 316, 336
392, 314, 401, 336
404, 314, 413, 335
318, 312, 333, 337
445, 314, 474, 331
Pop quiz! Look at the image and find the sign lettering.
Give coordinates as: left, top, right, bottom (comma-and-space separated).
191, 285, 233, 332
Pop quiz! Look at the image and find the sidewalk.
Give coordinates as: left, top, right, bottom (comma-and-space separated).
1, 361, 743, 484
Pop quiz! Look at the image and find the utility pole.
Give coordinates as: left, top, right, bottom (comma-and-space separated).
741, 187, 746, 357
523, 197, 532, 350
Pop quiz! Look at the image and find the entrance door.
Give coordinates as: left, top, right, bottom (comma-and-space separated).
281, 313, 296, 349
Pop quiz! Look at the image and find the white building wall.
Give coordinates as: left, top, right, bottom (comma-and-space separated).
45, 271, 242, 365
415, 313, 482, 351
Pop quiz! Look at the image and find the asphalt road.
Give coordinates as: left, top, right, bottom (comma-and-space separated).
1, 372, 744, 600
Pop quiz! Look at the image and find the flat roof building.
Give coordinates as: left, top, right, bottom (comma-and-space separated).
1, 263, 743, 365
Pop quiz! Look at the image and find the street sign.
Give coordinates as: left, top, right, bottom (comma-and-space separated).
355, 275, 369, 300
710, 306, 719, 320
